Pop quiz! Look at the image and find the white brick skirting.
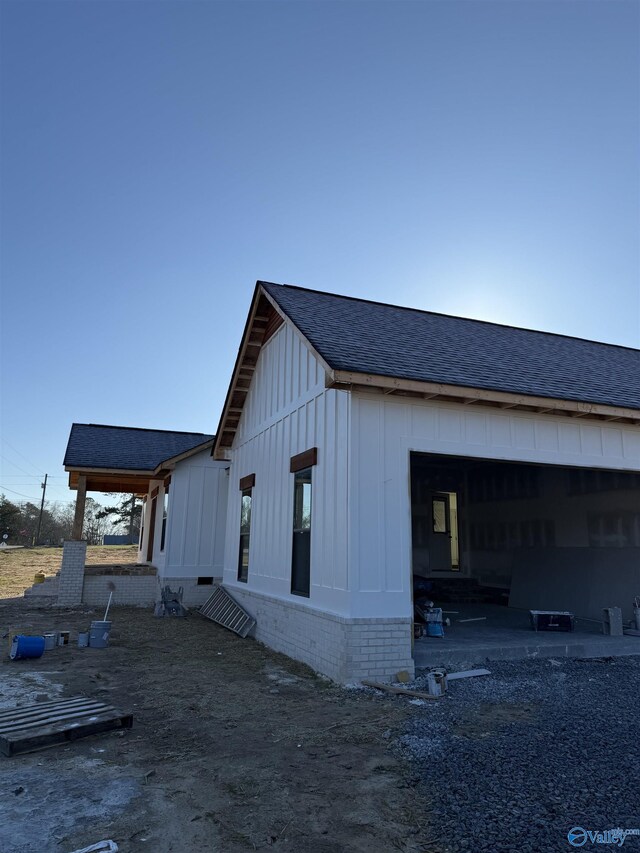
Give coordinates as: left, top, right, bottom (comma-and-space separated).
56, 540, 87, 606
227, 586, 415, 683
82, 575, 156, 608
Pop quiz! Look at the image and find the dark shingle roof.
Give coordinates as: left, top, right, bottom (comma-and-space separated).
64, 424, 214, 471
261, 282, 640, 412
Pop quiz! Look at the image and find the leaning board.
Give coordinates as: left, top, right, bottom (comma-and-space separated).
0, 696, 133, 756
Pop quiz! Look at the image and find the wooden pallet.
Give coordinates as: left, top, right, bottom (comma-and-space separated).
200, 586, 256, 638
0, 696, 133, 757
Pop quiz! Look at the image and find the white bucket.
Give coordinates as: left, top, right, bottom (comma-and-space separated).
43, 633, 57, 651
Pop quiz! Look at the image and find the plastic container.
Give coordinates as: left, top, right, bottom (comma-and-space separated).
58, 631, 70, 646
10, 635, 45, 660
89, 621, 112, 649
77, 631, 89, 648
43, 633, 57, 651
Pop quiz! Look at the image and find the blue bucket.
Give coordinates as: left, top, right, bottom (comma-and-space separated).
10, 635, 45, 660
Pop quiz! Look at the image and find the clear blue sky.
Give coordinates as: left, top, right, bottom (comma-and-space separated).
1, 0, 638, 508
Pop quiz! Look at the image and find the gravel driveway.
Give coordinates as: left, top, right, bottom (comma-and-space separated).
400, 656, 640, 852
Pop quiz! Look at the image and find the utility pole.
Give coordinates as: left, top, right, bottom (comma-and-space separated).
35, 474, 48, 546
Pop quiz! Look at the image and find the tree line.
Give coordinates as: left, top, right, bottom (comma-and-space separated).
0, 494, 141, 547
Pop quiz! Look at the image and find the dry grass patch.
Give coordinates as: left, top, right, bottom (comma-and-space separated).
0, 545, 138, 599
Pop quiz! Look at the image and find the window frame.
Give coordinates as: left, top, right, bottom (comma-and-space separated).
160, 486, 169, 552
290, 450, 317, 597
237, 476, 254, 583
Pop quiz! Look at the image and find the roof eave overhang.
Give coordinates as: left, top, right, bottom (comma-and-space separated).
65, 467, 155, 494
212, 283, 333, 461
212, 283, 266, 460
326, 369, 640, 424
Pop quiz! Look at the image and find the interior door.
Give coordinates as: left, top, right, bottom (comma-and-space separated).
430, 493, 452, 571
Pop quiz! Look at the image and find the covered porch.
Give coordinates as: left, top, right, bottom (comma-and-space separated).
52, 423, 214, 607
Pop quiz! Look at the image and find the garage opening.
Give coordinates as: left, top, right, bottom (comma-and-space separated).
409, 452, 640, 665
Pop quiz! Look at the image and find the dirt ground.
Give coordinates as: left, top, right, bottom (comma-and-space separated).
0, 598, 431, 853
0, 546, 139, 598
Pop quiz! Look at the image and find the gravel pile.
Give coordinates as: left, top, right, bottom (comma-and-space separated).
398, 656, 640, 852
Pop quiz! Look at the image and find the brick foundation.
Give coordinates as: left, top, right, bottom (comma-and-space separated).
82, 574, 157, 607
228, 586, 414, 683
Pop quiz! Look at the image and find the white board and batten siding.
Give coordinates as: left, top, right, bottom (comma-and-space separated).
223, 322, 351, 615
351, 392, 640, 618
163, 449, 229, 579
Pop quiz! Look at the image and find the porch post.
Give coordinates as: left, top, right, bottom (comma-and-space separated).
58, 473, 88, 606
72, 474, 87, 540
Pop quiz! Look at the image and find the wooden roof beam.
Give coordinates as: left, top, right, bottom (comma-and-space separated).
327, 369, 640, 425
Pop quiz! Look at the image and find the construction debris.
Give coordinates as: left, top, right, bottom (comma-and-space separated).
0, 696, 133, 756
457, 617, 487, 623
67, 842, 118, 853
447, 668, 491, 681
603, 607, 623, 637
361, 680, 443, 701
155, 585, 189, 618
199, 586, 256, 638
529, 610, 574, 632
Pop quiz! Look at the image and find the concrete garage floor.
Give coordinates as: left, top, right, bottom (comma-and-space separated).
413, 603, 640, 670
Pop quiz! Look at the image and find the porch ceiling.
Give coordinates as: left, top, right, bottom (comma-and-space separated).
67, 468, 155, 495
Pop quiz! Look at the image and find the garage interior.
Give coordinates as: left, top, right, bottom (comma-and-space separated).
410, 452, 640, 667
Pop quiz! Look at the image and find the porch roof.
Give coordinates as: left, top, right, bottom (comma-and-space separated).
64, 424, 214, 493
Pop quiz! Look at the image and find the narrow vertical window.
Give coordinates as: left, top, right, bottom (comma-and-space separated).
160, 488, 169, 552
291, 467, 312, 596
238, 474, 255, 583
139, 499, 146, 553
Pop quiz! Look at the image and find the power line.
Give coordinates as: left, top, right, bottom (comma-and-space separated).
1, 488, 76, 506
0, 485, 44, 499
0, 441, 44, 476
0, 475, 66, 479
0, 455, 43, 479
